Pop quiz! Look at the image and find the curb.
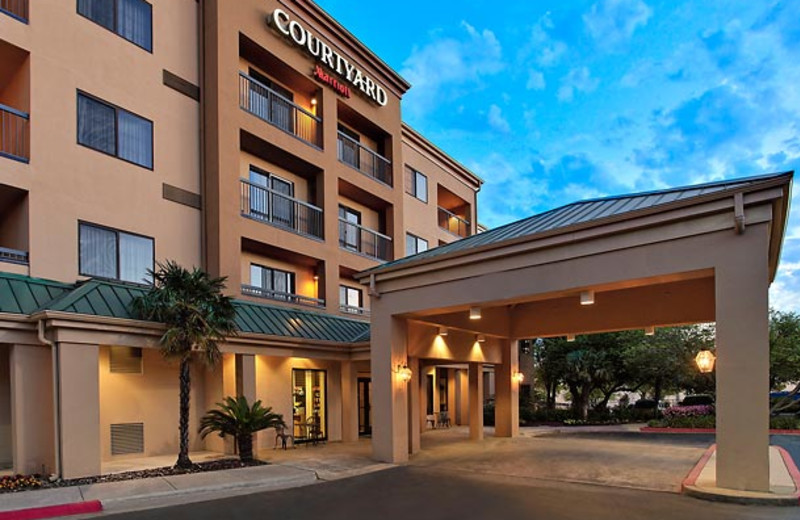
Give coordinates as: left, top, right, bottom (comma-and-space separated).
682, 445, 800, 506
0, 501, 102, 520
641, 427, 800, 435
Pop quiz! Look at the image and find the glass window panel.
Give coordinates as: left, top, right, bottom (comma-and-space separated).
118, 110, 153, 168
292, 369, 327, 442
119, 232, 153, 284
78, 94, 116, 155
415, 173, 428, 202
417, 237, 429, 253
78, 0, 114, 31
117, 0, 152, 51
80, 224, 117, 279
406, 234, 416, 255
250, 264, 263, 288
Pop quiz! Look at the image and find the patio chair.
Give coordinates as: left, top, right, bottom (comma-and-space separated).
437, 411, 451, 428
425, 414, 437, 429
274, 424, 295, 450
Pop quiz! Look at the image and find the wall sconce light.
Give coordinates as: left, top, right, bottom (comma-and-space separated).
580, 290, 595, 306
695, 349, 716, 373
394, 364, 413, 383
566, 334, 576, 342
476, 334, 486, 343
313, 275, 319, 281
310, 97, 318, 106
512, 371, 525, 383
438, 327, 448, 337
644, 326, 655, 336
469, 307, 482, 320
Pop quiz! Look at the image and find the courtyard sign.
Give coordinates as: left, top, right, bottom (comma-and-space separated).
268, 8, 389, 106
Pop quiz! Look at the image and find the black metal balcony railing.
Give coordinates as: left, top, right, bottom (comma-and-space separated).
337, 131, 392, 186
338, 218, 392, 262
0, 0, 28, 23
339, 304, 370, 317
438, 207, 471, 238
242, 284, 325, 308
0, 103, 29, 163
240, 179, 323, 240
0, 246, 28, 265
239, 73, 322, 148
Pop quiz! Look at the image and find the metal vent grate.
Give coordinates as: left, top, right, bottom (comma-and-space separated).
110, 423, 144, 455
109, 347, 143, 374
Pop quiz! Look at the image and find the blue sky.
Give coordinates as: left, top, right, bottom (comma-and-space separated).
317, 0, 800, 311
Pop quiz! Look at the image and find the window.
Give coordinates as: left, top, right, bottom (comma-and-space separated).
250, 264, 295, 298
248, 167, 295, 227
78, 0, 153, 52
78, 92, 153, 169
293, 369, 327, 443
248, 68, 294, 133
338, 124, 360, 169
338, 205, 361, 251
405, 167, 428, 203
339, 285, 363, 312
79, 222, 154, 284
109, 346, 143, 374
406, 233, 429, 255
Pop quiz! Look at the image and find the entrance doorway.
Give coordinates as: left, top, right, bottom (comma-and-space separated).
358, 378, 372, 436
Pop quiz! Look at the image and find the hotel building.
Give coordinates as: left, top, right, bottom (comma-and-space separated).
0, 0, 482, 478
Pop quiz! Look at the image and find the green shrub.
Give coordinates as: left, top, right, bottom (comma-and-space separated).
770, 415, 800, 430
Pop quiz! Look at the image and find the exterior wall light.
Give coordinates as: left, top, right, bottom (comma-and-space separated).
395, 364, 413, 383
580, 290, 595, 305
469, 307, 482, 320
477, 334, 486, 343
566, 334, 576, 342
644, 326, 655, 336
438, 327, 448, 337
512, 371, 525, 383
695, 349, 716, 373
311, 97, 318, 106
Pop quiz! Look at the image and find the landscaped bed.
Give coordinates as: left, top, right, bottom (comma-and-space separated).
0, 458, 266, 494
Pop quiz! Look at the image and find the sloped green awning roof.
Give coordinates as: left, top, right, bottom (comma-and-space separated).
0, 273, 370, 344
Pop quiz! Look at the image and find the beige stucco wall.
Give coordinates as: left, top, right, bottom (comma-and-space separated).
0, 344, 10, 468
98, 346, 207, 461
255, 355, 343, 450
10, 344, 53, 475
0, 0, 202, 284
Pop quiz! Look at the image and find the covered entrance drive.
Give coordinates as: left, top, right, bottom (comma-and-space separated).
359, 172, 793, 493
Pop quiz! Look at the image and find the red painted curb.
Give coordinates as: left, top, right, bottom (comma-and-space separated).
775, 446, 800, 505
641, 427, 800, 435
682, 444, 716, 491
0, 501, 103, 520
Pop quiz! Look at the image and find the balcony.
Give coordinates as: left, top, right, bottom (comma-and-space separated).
339, 304, 370, 317
240, 179, 323, 240
239, 72, 322, 148
438, 207, 471, 238
337, 131, 392, 186
241, 284, 325, 308
0, 103, 28, 163
0, 0, 27, 23
339, 218, 392, 262
0, 246, 26, 265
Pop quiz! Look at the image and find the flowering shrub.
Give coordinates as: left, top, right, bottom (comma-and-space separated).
662, 405, 715, 420
0, 474, 44, 493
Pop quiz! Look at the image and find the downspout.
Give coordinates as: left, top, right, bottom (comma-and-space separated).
734, 192, 746, 234
38, 319, 61, 478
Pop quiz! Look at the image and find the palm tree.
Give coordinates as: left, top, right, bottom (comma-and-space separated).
199, 396, 286, 462
133, 261, 237, 469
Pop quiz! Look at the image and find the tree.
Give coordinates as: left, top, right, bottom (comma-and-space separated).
769, 309, 800, 413
133, 261, 237, 468
199, 396, 285, 462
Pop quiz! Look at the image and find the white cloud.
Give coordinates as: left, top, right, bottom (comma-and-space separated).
487, 104, 511, 133
558, 67, 599, 102
401, 21, 504, 119
518, 12, 568, 69
526, 69, 546, 90
584, 0, 653, 50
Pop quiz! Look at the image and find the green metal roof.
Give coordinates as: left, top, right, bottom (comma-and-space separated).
0, 272, 369, 344
365, 171, 794, 275
0, 272, 72, 315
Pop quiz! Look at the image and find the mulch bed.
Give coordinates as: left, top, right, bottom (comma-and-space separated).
0, 458, 267, 494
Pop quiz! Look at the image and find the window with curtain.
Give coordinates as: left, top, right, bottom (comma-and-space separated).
250, 264, 295, 299
78, 0, 153, 52
405, 167, 428, 203
339, 286, 362, 312
80, 222, 153, 284
406, 233, 429, 256
77, 92, 153, 168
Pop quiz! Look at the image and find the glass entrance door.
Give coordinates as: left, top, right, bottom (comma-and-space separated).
292, 369, 327, 443
357, 378, 372, 436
